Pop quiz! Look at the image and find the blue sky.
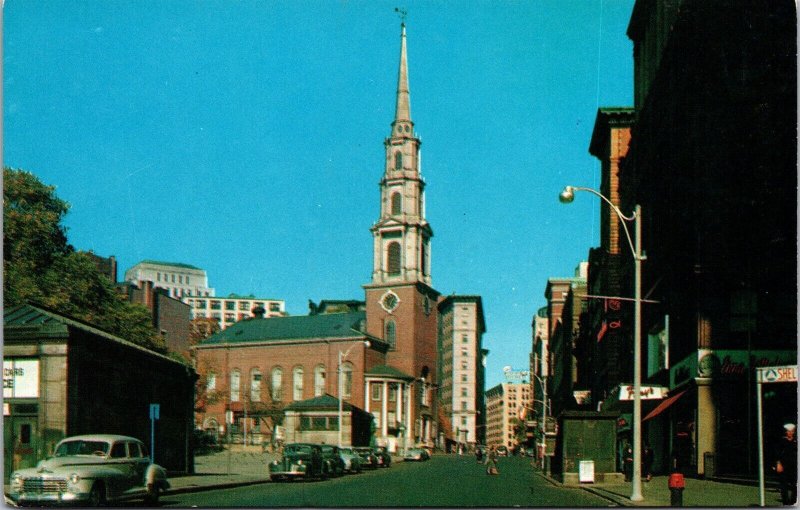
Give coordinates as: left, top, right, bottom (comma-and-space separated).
3, 0, 634, 388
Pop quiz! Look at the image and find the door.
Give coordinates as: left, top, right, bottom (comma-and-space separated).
10, 418, 38, 473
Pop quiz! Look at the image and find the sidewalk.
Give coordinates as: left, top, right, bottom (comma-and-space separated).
166, 448, 277, 495
539, 471, 786, 507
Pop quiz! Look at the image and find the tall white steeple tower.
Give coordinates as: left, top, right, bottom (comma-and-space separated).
369, 23, 433, 286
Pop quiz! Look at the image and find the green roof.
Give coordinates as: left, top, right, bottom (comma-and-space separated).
366, 365, 414, 381
138, 260, 202, 270
4, 303, 186, 367
285, 394, 352, 411
198, 311, 366, 345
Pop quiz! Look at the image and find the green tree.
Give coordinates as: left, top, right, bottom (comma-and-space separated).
3, 167, 165, 353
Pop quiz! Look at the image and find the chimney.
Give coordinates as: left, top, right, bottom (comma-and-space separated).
252, 306, 266, 319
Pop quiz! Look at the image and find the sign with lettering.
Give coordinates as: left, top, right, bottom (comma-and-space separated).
502, 366, 530, 383
757, 365, 798, 384
618, 385, 668, 401
3, 359, 39, 399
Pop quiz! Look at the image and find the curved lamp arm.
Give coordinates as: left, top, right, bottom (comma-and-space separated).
559, 185, 639, 260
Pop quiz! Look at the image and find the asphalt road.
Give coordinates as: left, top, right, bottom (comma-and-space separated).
160, 455, 618, 507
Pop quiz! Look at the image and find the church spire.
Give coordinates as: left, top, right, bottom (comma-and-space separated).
394, 23, 412, 125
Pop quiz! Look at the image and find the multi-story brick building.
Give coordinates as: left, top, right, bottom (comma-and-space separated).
485, 382, 532, 450
124, 260, 215, 299
437, 295, 487, 448
120, 280, 192, 357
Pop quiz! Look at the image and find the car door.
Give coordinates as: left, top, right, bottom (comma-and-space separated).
107, 441, 133, 497
128, 442, 149, 492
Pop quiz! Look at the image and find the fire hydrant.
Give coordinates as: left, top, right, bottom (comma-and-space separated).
668, 472, 685, 507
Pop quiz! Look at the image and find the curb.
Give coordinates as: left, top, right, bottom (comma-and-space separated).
165, 478, 271, 496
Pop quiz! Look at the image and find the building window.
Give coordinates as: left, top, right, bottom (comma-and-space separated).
461, 374, 467, 383
225, 313, 235, 322
225, 301, 235, 311
314, 365, 326, 397
186, 276, 190, 285
462, 401, 468, 411
270, 302, 281, 312
391, 192, 402, 215
230, 370, 240, 402
210, 300, 221, 310
462, 334, 469, 343
461, 387, 467, 397
461, 361, 467, 370
156, 272, 161, 282
271, 367, 283, 401
179, 275, 183, 284
385, 320, 397, 350
387, 242, 401, 276
251, 369, 262, 402
372, 383, 382, 401
171, 274, 175, 283
394, 151, 402, 170
207, 372, 216, 391
293, 366, 304, 401
239, 301, 250, 311
341, 362, 353, 399
461, 417, 467, 427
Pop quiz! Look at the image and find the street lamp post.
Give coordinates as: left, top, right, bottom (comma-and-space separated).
338, 340, 371, 448
560, 185, 644, 502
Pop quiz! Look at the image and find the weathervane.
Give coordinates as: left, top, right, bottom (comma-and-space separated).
394, 7, 407, 24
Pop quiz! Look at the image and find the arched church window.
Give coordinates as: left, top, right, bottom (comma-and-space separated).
391, 192, 402, 215
385, 320, 397, 351
394, 151, 403, 170
271, 367, 283, 401
293, 366, 304, 401
314, 364, 326, 397
387, 242, 401, 276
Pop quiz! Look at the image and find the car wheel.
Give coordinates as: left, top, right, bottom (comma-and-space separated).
88, 482, 106, 507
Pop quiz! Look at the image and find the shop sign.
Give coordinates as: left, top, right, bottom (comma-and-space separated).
3, 359, 39, 399
618, 385, 668, 401
502, 366, 529, 383
757, 365, 798, 384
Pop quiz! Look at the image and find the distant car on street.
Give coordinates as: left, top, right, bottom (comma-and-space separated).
496, 445, 509, 457
373, 447, 392, 468
269, 443, 325, 481
319, 445, 345, 477
337, 447, 363, 473
8, 434, 169, 506
353, 447, 379, 469
403, 448, 430, 461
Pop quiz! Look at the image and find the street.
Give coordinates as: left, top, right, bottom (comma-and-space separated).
160, 455, 616, 507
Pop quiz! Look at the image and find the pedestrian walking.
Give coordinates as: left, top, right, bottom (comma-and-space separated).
622, 441, 634, 482
475, 447, 483, 463
485, 445, 499, 475
643, 442, 654, 482
775, 423, 797, 505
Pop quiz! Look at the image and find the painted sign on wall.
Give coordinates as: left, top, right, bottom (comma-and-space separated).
3, 359, 40, 399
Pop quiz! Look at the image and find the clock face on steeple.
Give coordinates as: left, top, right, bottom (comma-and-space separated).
380, 290, 400, 313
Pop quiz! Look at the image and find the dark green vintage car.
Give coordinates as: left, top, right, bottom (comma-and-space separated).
268, 443, 325, 481
319, 445, 345, 477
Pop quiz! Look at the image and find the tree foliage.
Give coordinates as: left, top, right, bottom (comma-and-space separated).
3, 167, 166, 353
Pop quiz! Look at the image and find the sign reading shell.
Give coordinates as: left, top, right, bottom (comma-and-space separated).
757, 365, 798, 384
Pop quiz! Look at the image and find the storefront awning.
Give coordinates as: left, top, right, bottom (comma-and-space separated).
643, 390, 687, 422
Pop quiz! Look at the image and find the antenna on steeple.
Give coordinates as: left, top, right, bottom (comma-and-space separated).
394, 7, 407, 24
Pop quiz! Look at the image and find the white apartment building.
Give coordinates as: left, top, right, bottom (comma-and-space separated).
485, 382, 532, 449
437, 296, 487, 447
124, 260, 215, 299
185, 295, 286, 329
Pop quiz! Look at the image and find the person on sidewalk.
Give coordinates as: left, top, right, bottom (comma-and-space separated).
775, 423, 797, 505
485, 445, 499, 475
622, 441, 633, 482
643, 443, 654, 482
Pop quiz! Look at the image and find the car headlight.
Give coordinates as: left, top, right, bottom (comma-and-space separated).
69, 473, 81, 485
297, 459, 303, 465
10, 473, 22, 488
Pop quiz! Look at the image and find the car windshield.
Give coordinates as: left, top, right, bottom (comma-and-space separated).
340, 448, 353, 454
286, 445, 312, 455
55, 440, 111, 457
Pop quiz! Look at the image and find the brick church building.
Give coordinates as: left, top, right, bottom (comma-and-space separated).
194, 23, 448, 452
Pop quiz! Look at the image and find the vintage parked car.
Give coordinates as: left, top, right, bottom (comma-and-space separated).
372, 447, 392, 468
337, 447, 363, 473
496, 445, 509, 457
403, 447, 431, 461
269, 443, 325, 481
319, 445, 345, 477
353, 447, 378, 469
8, 434, 169, 506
